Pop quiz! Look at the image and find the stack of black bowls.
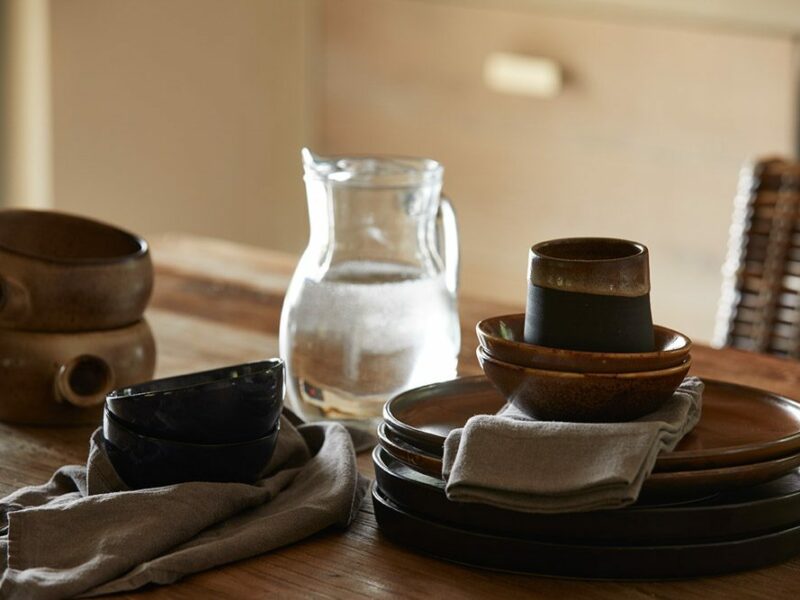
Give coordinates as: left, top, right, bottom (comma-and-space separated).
102, 359, 284, 489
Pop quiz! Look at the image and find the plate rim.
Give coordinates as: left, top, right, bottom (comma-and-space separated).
378, 422, 800, 496
373, 445, 800, 516
372, 482, 800, 552
371, 482, 800, 580
383, 376, 800, 470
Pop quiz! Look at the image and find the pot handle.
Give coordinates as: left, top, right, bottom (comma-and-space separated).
437, 195, 460, 297
55, 355, 115, 408
0, 276, 31, 325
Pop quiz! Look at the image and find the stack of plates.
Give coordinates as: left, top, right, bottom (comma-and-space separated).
373, 376, 800, 578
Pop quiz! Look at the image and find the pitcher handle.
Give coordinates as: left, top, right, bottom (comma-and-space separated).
437, 195, 460, 296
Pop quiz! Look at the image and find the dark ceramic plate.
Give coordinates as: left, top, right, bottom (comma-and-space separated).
106, 359, 284, 444
373, 447, 800, 546
383, 376, 800, 471
372, 484, 800, 579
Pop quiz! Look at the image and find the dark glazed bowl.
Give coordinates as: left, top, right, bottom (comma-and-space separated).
478, 348, 690, 422
0, 209, 153, 331
106, 360, 284, 444
478, 314, 691, 374
103, 408, 280, 489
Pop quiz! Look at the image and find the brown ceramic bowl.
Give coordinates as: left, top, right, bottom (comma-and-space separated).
0, 320, 156, 425
477, 314, 691, 374
477, 347, 691, 422
0, 209, 153, 331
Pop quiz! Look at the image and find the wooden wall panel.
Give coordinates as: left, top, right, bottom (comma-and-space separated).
320, 0, 796, 342
50, 0, 316, 254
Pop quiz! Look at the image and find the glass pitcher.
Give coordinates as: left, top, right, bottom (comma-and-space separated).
279, 149, 460, 427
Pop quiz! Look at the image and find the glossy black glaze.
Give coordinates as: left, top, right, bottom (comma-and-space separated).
524, 285, 654, 352
103, 408, 279, 489
105, 359, 283, 444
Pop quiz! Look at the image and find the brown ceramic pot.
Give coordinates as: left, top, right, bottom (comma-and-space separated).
0, 320, 156, 425
477, 314, 691, 373
0, 209, 153, 331
477, 347, 690, 422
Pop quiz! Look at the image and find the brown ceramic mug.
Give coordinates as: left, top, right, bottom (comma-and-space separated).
524, 238, 655, 353
0, 209, 153, 331
0, 320, 156, 425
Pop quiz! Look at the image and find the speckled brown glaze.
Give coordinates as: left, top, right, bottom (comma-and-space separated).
383, 376, 800, 473
0, 320, 156, 425
528, 238, 650, 297
0, 209, 153, 331
478, 314, 691, 373
477, 348, 691, 422
377, 422, 442, 478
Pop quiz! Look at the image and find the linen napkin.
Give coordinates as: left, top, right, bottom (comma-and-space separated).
442, 377, 704, 513
0, 414, 369, 600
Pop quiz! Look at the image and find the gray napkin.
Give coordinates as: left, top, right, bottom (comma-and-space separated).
442, 377, 704, 513
0, 415, 369, 600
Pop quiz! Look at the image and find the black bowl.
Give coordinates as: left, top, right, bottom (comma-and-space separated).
103, 408, 279, 489
105, 359, 283, 444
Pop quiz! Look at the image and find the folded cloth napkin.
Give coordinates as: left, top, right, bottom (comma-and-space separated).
442, 376, 704, 514
0, 415, 369, 600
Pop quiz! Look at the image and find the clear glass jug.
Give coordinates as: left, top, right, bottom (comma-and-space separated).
279, 149, 460, 427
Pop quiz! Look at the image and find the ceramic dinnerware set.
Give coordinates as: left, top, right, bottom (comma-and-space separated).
103, 360, 285, 489
0, 208, 286, 490
373, 238, 800, 577
375, 372, 800, 577
477, 238, 692, 422
0, 210, 156, 425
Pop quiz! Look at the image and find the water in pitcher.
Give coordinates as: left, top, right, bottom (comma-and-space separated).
282, 260, 459, 424
279, 149, 461, 428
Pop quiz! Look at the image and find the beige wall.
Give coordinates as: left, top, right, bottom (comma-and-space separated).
49, 0, 797, 343
1, 0, 52, 208
320, 0, 797, 342
50, 0, 315, 253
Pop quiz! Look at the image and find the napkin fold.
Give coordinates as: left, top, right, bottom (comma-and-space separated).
0, 415, 369, 600
442, 377, 704, 513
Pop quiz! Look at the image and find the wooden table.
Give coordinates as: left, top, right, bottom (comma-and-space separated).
4, 234, 800, 598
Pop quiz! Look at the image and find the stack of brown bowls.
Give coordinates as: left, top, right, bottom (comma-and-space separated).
0, 209, 156, 425
476, 314, 692, 422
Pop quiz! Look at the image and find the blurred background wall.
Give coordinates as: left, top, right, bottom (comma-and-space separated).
2, 0, 799, 342
49, 0, 316, 253
1, 0, 52, 209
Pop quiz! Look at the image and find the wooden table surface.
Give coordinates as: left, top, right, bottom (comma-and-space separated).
4, 234, 800, 598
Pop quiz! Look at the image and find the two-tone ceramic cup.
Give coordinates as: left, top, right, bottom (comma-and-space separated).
0, 209, 153, 331
524, 238, 655, 353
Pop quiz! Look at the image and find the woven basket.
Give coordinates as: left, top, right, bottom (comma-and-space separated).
714, 158, 800, 357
